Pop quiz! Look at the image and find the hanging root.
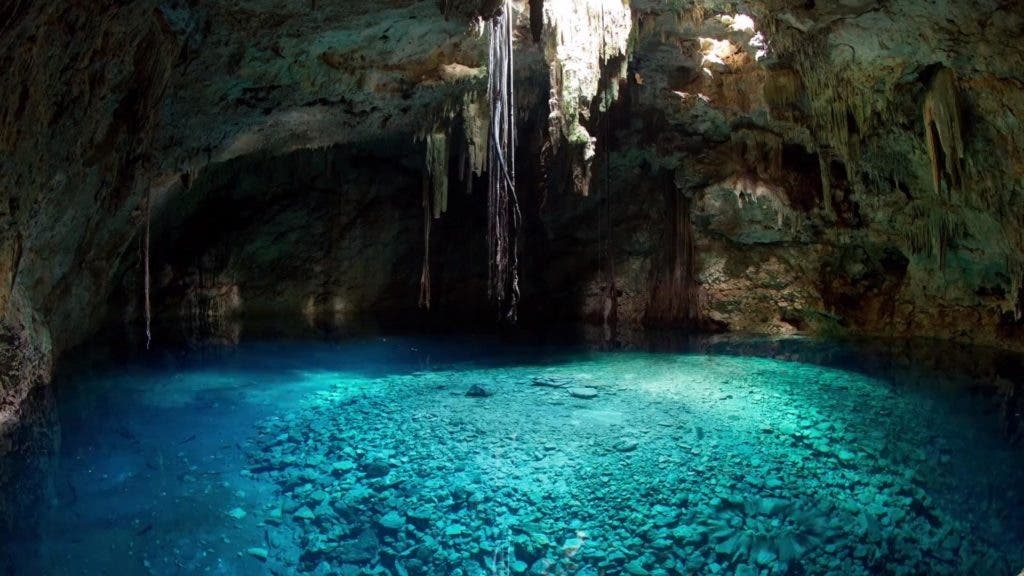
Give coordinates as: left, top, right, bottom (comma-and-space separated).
487, 0, 520, 322
923, 67, 964, 197
144, 186, 152, 349
419, 172, 432, 309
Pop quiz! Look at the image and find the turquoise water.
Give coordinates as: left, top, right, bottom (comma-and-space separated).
2, 336, 1023, 575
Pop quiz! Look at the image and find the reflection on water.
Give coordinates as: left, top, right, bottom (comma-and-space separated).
1, 332, 1023, 575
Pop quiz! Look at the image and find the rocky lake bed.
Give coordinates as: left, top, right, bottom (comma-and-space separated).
8, 343, 1023, 576
237, 354, 1024, 576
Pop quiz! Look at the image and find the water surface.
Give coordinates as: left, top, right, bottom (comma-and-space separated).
2, 335, 1023, 575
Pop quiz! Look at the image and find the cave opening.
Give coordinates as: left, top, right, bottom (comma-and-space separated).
3, 1, 1024, 575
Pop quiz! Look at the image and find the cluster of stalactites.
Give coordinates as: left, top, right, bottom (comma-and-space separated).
542, 0, 631, 196
414, 88, 491, 309
892, 68, 966, 273
923, 68, 964, 198
415, 129, 449, 309
413, 129, 450, 309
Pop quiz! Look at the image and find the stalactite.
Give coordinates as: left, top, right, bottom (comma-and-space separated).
413, 88, 492, 310
144, 186, 152, 350
1008, 260, 1024, 321
414, 126, 454, 310
736, 129, 783, 181
923, 68, 964, 198
462, 93, 488, 181
724, 175, 798, 231
426, 130, 449, 219
900, 201, 968, 270
792, 41, 897, 173
0, 232, 21, 317
818, 151, 832, 215
672, 1, 709, 29
763, 68, 803, 116
486, 0, 520, 322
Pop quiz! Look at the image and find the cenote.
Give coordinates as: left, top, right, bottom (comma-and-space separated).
5, 0, 1024, 575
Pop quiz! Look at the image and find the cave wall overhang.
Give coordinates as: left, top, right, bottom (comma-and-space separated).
2, 0, 1024, 354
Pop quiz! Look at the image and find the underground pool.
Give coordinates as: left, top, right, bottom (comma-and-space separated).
1, 335, 1023, 576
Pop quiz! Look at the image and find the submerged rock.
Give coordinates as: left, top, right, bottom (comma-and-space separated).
568, 387, 599, 399
624, 559, 650, 576
530, 558, 554, 575
445, 524, 467, 537
466, 384, 493, 397
379, 510, 405, 530
332, 460, 357, 473
408, 505, 434, 526
733, 565, 757, 576
532, 376, 571, 388
613, 439, 639, 452
336, 529, 379, 564
361, 456, 391, 478
562, 537, 584, 556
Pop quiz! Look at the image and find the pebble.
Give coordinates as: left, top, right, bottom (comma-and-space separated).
562, 537, 584, 556
466, 384, 492, 397
532, 377, 569, 388
624, 560, 650, 576
333, 460, 357, 472
379, 511, 405, 530
293, 506, 315, 520
614, 439, 639, 452
568, 387, 599, 399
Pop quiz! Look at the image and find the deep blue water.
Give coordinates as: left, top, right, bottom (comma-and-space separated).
1, 334, 1023, 575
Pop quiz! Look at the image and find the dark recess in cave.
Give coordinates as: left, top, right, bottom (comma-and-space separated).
780, 143, 822, 212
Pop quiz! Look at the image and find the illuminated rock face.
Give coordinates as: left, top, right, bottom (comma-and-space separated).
3, 1, 1024, 434
617, 0, 1024, 344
